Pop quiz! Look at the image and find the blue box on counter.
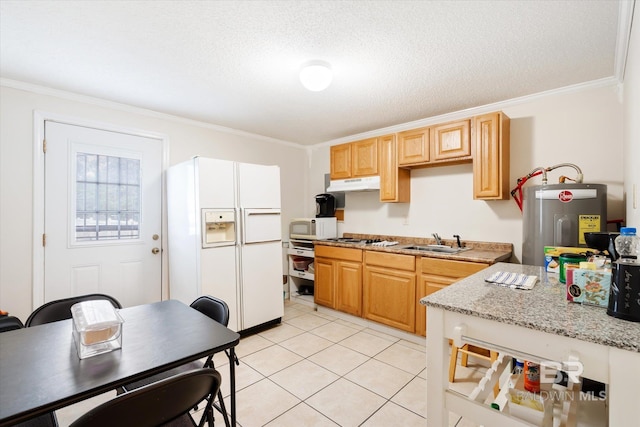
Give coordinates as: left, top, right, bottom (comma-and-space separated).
566, 268, 611, 308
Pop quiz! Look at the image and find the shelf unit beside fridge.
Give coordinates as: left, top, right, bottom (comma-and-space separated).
288, 239, 315, 306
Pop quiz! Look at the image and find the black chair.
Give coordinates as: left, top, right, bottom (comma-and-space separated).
0, 315, 24, 333
121, 296, 236, 427
0, 316, 59, 427
25, 293, 122, 327
69, 368, 222, 427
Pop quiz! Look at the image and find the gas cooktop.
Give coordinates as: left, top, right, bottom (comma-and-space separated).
323, 238, 399, 247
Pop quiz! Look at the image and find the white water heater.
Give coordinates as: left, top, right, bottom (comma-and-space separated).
522, 183, 607, 266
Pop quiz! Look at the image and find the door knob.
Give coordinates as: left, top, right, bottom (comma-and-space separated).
152, 247, 160, 254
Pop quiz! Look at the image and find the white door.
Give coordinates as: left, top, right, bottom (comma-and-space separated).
44, 121, 163, 307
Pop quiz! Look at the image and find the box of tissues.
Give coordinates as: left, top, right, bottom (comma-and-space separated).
566, 266, 611, 308
71, 300, 123, 359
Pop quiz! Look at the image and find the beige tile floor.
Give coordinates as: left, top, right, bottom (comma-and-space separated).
56, 301, 489, 426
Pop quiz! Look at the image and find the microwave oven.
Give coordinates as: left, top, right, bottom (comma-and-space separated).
289, 217, 337, 240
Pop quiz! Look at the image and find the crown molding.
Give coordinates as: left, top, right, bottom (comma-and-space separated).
317, 76, 620, 147
0, 78, 305, 149
615, 0, 636, 82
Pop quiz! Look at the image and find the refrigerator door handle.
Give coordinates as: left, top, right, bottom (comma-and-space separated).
242, 208, 282, 244
237, 208, 243, 245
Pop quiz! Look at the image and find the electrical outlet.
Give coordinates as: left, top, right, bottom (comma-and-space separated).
634, 183, 637, 209
403, 215, 409, 226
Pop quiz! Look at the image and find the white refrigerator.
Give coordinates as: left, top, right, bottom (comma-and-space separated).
167, 157, 284, 332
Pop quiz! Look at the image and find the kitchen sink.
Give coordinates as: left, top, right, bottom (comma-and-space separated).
401, 245, 471, 254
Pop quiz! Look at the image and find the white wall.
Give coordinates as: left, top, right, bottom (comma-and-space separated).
623, 7, 640, 228
309, 84, 625, 262
0, 84, 309, 320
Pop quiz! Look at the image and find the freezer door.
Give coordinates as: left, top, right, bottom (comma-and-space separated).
237, 162, 281, 208
243, 208, 281, 243
197, 158, 236, 208
240, 241, 284, 330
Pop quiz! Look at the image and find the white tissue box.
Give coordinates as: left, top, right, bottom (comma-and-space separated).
71, 300, 123, 359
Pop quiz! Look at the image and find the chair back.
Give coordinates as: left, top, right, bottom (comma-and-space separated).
25, 294, 122, 327
0, 315, 25, 333
69, 368, 222, 427
190, 295, 230, 327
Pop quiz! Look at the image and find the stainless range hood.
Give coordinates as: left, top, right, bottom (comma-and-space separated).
326, 175, 380, 192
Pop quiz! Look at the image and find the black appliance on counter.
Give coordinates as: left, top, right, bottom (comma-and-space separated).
315, 193, 336, 218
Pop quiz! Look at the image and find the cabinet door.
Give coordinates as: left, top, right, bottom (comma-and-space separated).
379, 134, 410, 203
473, 112, 510, 199
416, 274, 452, 337
330, 143, 352, 180
398, 127, 429, 166
335, 260, 363, 316
352, 138, 379, 177
314, 257, 335, 308
363, 266, 416, 332
431, 119, 471, 161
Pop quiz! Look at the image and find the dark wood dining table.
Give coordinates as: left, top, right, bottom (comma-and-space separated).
0, 299, 240, 427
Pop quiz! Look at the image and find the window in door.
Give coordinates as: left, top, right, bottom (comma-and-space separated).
75, 153, 141, 242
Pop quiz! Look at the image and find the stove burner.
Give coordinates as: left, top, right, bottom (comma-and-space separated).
325, 237, 363, 243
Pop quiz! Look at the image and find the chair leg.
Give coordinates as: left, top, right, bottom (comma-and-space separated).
460, 344, 470, 367
490, 351, 500, 397
448, 344, 460, 382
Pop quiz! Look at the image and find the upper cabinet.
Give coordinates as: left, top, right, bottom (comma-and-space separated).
352, 138, 379, 177
473, 112, 510, 200
329, 143, 352, 179
379, 134, 410, 203
330, 138, 378, 179
398, 119, 472, 167
431, 119, 471, 162
398, 127, 430, 166
328, 111, 509, 203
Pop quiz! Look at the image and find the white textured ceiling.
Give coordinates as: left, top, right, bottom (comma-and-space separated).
0, 1, 623, 145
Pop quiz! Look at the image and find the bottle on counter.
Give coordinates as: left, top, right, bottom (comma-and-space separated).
524, 361, 541, 393
615, 227, 639, 261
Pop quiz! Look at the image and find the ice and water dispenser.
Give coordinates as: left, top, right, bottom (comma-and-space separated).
202, 209, 236, 248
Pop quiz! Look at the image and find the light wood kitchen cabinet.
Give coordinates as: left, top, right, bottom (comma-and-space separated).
329, 143, 352, 180
398, 127, 430, 166
379, 133, 410, 203
352, 138, 378, 177
431, 119, 471, 162
364, 251, 416, 332
416, 257, 489, 336
473, 112, 510, 200
330, 138, 378, 180
314, 245, 363, 316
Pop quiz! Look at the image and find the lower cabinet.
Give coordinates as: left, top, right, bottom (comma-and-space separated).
314, 246, 363, 316
416, 257, 489, 336
315, 245, 491, 337
363, 251, 416, 332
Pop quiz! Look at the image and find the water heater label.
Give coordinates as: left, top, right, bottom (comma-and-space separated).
579, 215, 601, 245
535, 189, 598, 201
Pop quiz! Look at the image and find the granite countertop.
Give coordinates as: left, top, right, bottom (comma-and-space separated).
314, 233, 512, 264
421, 262, 640, 353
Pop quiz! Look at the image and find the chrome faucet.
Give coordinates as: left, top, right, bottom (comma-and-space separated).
432, 233, 442, 245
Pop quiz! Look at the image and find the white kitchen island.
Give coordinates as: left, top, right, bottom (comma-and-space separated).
421, 262, 640, 427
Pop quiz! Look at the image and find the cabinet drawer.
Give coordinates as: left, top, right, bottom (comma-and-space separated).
421, 257, 488, 278
288, 247, 314, 257
365, 251, 415, 271
315, 245, 362, 262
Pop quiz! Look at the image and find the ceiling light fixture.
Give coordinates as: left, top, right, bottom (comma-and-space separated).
299, 60, 333, 92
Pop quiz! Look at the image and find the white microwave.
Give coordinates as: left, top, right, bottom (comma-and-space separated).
289, 217, 337, 240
